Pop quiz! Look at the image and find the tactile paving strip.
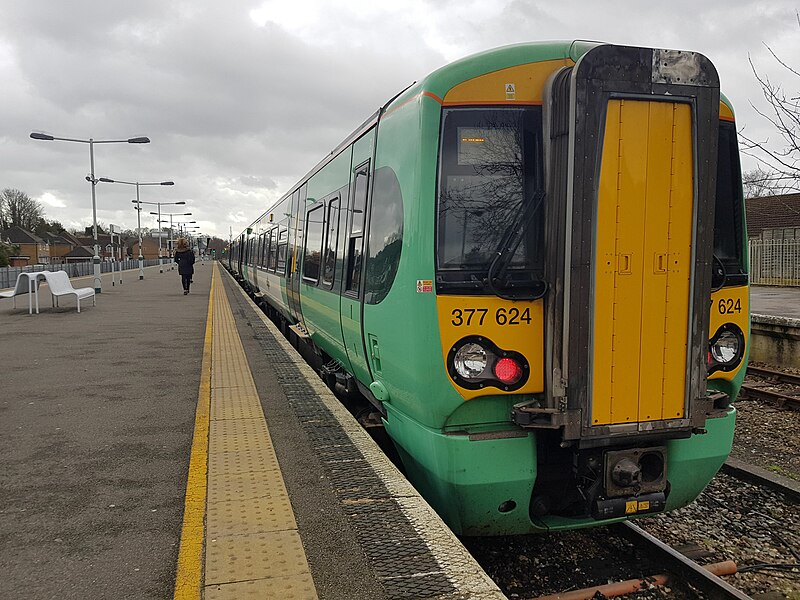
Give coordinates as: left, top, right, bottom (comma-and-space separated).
220, 271, 505, 600
204, 267, 317, 598
206, 496, 297, 538
205, 530, 308, 584
205, 573, 317, 600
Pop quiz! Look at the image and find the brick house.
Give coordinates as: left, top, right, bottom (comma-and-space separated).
745, 193, 800, 240
0, 226, 49, 265
39, 232, 76, 264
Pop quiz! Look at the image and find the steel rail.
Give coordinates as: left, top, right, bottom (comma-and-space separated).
746, 365, 800, 387
613, 521, 753, 599
739, 383, 800, 409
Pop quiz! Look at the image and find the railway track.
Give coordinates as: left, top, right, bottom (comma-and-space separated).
741, 365, 800, 409
613, 522, 752, 599
519, 522, 753, 600
746, 365, 800, 386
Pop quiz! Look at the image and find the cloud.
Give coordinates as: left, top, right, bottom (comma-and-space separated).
38, 192, 67, 208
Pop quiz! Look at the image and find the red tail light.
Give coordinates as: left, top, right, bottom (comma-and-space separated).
494, 357, 523, 385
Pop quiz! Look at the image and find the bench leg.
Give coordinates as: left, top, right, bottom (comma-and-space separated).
77, 297, 80, 313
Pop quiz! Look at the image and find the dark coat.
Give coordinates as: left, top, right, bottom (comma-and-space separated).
174, 249, 195, 275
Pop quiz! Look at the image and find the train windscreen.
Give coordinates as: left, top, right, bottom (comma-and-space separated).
436, 107, 544, 293
713, 120, 747, 286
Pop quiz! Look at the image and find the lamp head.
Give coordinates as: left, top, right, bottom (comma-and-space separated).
127, 137, 150, 144
30, 132, 54, 141
98, 177, 115, 183
161, 181, 174, 186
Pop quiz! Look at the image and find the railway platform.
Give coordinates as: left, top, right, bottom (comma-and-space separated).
751, 284, 800, 319
0, 262, 503, 600
749, 285, 800, 369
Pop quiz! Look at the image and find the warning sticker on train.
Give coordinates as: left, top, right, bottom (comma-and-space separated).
505, 83, 516, 100
416, 280, 433, 293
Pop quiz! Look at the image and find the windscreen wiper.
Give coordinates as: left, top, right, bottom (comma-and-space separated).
485, 189, 547, 301
711, 254, 728, 292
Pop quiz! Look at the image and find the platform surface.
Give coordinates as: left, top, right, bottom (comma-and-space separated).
0, 262, 503, 600
751, 284, 800, 319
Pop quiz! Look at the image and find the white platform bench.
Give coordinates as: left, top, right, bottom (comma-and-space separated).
0, 273, 33, 312
0, 272, 49, 314
41, 271, 96, 313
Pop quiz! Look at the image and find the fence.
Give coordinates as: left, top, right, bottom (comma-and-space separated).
0, 259, 164, 289
749, 239, 800, 286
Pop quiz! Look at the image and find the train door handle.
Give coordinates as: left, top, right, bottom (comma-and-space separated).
368, 334, 382, 373
618, 253, 632, 275
653, 253, 668, 274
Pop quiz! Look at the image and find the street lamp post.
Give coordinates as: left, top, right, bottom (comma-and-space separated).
30, 131, 150, 293
121, 200, 186, 272
97, 178, 174, 280
175, 221, 197, 237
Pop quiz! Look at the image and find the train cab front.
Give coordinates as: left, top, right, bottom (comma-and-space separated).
420, 42, 748, 534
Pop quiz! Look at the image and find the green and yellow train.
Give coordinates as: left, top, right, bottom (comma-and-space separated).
228, 40, 749, 535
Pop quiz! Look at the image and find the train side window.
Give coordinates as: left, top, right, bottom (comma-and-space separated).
346, 161, 370, 294
303, 205, 325, 283
267, 227, 276, 272
271, 228, 280, 271
365, 166, 403, 304
257, 233, 265, 268
322, 197, 341, 287
277, 228, 288, 275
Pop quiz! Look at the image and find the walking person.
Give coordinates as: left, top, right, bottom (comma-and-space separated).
174, 237, 195, 295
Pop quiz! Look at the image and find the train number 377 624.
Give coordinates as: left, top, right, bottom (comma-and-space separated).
451, 307, 532, 326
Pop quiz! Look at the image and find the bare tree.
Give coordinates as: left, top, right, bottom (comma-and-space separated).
742, 167, 784, 198
0, 188, 45, 231
739, 14, 800, 193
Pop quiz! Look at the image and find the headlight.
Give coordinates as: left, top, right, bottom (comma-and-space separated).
710, 331, 739, 364
708, 324, 745, 374
454, 343, 488, 379
447, 336, 530, 391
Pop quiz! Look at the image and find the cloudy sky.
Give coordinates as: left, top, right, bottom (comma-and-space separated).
0, 1, 797, 239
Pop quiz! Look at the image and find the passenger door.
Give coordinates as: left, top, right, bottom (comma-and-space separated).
340, 145, 374, 385
287, 186, 307, 322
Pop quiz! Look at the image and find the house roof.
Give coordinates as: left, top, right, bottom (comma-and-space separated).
39, 231, 74, 245
59, 231, 82, 245
746, 193, 800, 238
63, 245, 95, 258
1, 226, 44, 244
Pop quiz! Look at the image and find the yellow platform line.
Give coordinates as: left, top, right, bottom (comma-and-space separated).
173, 263, 215, 600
